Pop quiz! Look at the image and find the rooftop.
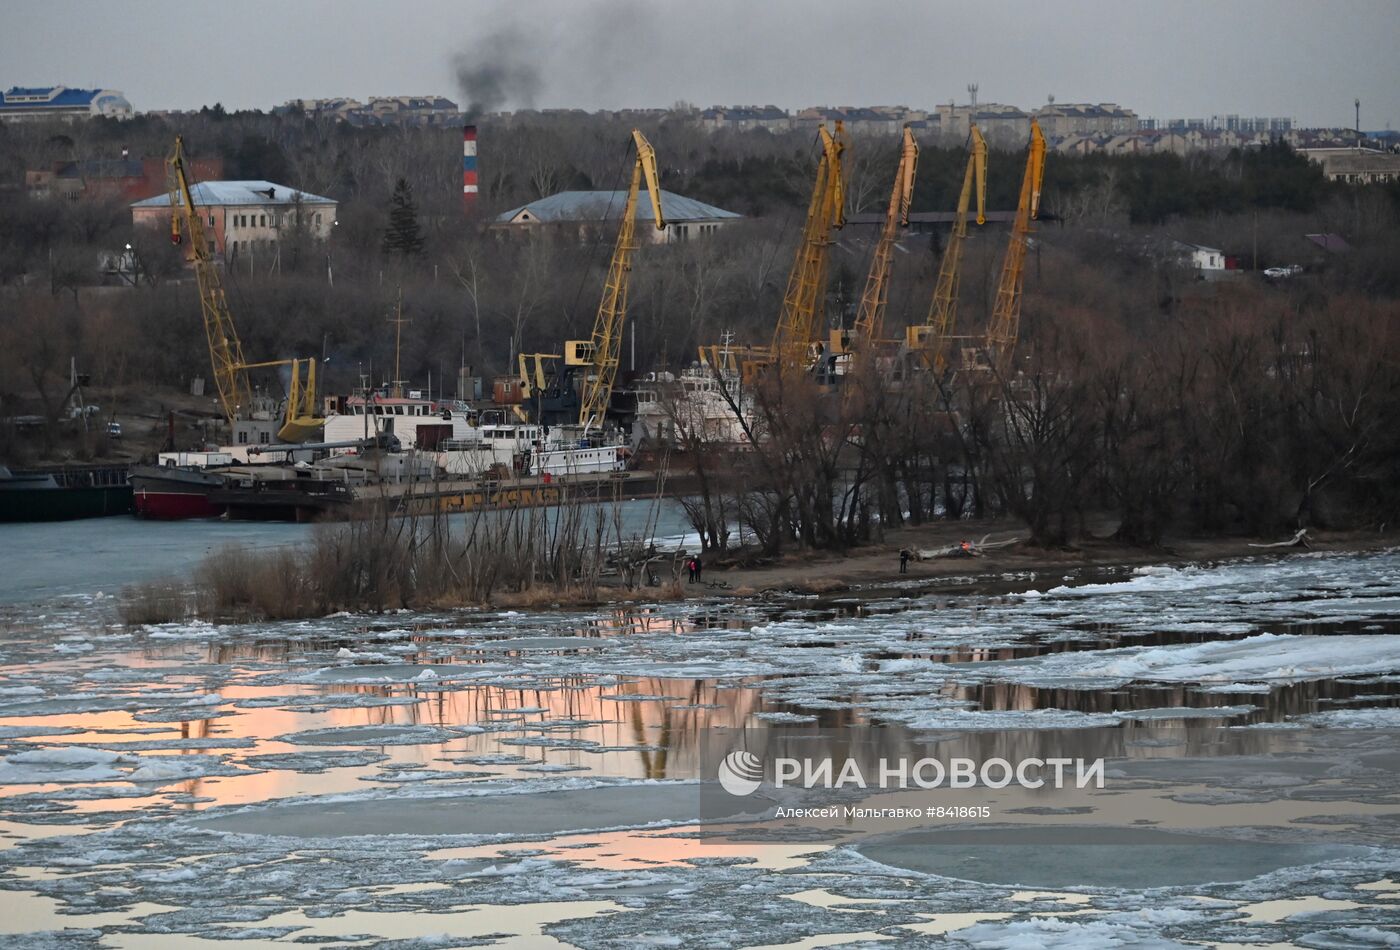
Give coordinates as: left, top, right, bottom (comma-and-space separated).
131, 181, 335, 208
498, 190, 741, 224
58, 159, 145, 179
1305, 233, 1352, 253
2, 85, 106, 108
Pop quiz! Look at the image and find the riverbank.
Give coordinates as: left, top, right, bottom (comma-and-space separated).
691, 521, 1400, 600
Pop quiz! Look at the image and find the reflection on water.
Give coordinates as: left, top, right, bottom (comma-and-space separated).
1, 594, 1396, 824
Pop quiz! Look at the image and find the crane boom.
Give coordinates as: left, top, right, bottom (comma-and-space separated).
167, 137, 320, 442
570, 129, 665, 432
167, 136, 253, 424
915, 124, 987, 373
984, 120, 1046, 373
851, 124, 918, 349
771, 122, 846, 370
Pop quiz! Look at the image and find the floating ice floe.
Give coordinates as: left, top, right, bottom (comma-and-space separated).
276, 725, 481, 747
126, 754, 244, 784
1113, 706, 1258, 720
1292, 708, 1400, 729
0, 725, 82, 739
752, 711, 820, 724
949, 634, 1400, 688
0, 745, 251, 786
895, 708, 1124, 730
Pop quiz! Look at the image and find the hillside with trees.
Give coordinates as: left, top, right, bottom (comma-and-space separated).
1, 109, 1398, 542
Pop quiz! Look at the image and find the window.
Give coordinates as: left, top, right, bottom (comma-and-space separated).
237, 431, 249, 445
314, 213, 322, 226
258, 431, 270, 444
260, 214, 267, 227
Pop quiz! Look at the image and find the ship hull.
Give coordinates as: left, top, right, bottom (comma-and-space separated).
0, 466, 132, 522
129, 465, 227, 520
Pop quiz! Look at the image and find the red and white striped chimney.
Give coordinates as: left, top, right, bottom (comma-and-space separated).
462, 125, 478, 215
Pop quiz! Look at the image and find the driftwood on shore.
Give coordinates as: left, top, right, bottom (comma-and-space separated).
1247, 528, 1311, 549
914, 534, 1025, 560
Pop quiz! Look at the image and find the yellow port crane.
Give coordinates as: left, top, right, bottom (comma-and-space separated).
697, 123, 847, 383
167, 136, 319, 443
905, 124, 987, 373
167, 136, 251, 424
573, 129, 665, 432
518, 129, 665, 432
844, 124, 918, 368
772, 121, 847, 372
983, 119, 1046, 374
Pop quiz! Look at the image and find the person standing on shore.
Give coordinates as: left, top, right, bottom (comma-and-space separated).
686, 558, 696, 584
694, 555, 703, 583
899, 549, 911, 574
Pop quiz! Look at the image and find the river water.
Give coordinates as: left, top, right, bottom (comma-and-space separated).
0, 522, 1397, 947
0, 499, 699, 605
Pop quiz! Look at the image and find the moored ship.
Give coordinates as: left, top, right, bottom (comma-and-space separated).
129, 461, 231, 520
0, 465, 132, 522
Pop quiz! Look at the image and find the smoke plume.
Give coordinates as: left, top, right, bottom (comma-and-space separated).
453, 26, 543, 119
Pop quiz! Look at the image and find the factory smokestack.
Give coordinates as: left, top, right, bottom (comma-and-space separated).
462, 125, 478, 215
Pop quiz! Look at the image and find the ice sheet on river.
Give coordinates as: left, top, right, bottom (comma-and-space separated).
3, 549, 1400, 947
277, 725, 484, 746
195, 780, 746, 839
0, 746, 247, 786
944, 633, 1400, 688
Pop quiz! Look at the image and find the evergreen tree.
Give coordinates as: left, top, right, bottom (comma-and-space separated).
382, 178, 425, 256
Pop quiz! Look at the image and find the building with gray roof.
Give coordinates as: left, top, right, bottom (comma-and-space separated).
496, 190, 741, 244
131, 181, 337, 260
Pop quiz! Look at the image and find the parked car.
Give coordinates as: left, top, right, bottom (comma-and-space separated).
105, 421, 122, 440
1264, 265, 1304, 279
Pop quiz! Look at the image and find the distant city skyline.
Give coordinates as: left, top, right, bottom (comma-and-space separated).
3, 0, 1396, 130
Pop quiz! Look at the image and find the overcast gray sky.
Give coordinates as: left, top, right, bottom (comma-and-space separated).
5, 0, 1397, 129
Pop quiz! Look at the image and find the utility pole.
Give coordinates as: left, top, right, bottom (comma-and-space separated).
1355, 98, 1361, 147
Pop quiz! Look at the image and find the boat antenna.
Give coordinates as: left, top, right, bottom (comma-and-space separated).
389, 287, 411, 399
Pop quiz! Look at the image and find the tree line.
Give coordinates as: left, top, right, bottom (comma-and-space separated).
1, 108, 1398, 537
673, 284, 1399, 551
